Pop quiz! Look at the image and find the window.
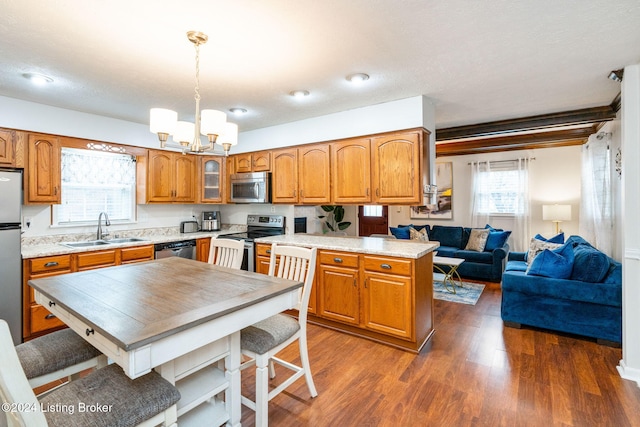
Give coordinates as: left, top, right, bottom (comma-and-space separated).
472, 161, 526, 215
362, 205, 383, 217
53, 148, 136, 226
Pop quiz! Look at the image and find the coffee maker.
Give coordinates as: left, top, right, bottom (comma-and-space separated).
202, 211, 221, 231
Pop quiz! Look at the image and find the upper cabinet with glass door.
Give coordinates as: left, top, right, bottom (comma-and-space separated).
199, 156, 225, 203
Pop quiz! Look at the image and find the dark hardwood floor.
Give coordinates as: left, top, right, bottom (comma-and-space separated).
241, 281, 640, 426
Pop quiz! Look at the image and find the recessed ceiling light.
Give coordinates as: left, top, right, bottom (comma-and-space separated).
346, 73, 370, 84
22, 72, 54, 85
229, 107, 248, 115
289, 90, 310, 98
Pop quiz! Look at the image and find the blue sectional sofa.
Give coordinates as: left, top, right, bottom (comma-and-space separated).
501, 235, 622, 344
390, 224, 510, 282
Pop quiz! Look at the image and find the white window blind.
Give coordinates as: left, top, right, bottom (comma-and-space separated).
473, 161, 525, 215
54, 148, 136, 226
362, 205, 383, 217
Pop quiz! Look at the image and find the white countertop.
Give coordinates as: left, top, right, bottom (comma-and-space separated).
254, 234, 439, 259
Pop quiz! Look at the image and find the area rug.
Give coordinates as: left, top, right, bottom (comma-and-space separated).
433, 279, 485, 305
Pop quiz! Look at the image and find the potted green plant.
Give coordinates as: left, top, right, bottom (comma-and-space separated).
318, 205, 351, 233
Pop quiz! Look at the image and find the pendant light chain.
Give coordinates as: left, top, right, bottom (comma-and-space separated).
192, 39, 202, 150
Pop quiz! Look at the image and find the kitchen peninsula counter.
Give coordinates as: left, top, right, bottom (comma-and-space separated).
255, 233, 438, 353
254, 233, 439, 258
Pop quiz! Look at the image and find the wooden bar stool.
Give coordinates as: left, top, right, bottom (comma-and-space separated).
1, 320, 180, 427
240, 244, 318, 427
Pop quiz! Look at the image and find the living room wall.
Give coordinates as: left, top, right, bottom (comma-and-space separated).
388, 145, 582, 252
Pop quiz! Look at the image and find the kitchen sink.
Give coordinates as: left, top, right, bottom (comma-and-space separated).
61, 237, 147, 248
61, 240, 111, 248
105, 237, 147, 244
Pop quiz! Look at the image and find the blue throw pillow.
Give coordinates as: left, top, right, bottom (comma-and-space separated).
484, 224, 504, 232
389, 226, 412, 239
534, 232, 564, 244
526, 242, 575, 279
484, 230, 512, 251
570, 244, 611, 282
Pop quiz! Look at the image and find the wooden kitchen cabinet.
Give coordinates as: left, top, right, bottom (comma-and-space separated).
362, 255, 413, 339
371, 130, 423, 205
120, 245, 154, 264
199, 156, 225, 203
26, 133, 61, 204
299, 144, 331, 204
233, 151, 271, 173
331, 138, 372, 204
271, 148, 298, 204
23, 254, 71, 338
317, 251, 360, 325
144, 149, 197, 203
23, 244, 158, 340
0, 128, 15, 166
196, 238, 211, 262
309, 247, 433, 352
255, 243, 272, 275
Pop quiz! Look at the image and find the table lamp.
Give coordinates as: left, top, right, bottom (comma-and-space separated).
542, 204, 572, 235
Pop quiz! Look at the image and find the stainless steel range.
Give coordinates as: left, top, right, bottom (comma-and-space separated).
223, 214, 286, 271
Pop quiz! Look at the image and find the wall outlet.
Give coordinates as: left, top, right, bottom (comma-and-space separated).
24, 217, 32, 229
270, 206, 276, 213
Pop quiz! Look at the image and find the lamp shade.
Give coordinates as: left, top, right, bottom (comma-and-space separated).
200, 109, 227, 136
542, 204, 571, 221
149, 108, 177, 135
219, 122, 238, 146
173, 121, 195, 146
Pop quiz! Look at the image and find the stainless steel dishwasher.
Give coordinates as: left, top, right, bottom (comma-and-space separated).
154, 240, 197, 260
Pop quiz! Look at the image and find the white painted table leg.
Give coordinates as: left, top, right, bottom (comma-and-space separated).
255, 353, 270, 427
226, 331, 242, 427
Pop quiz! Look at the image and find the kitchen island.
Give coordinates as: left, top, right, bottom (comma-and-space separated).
255, 234, 439, 353
29, 257, 303, 426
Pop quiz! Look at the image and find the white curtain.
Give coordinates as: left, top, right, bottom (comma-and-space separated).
469, 158, 531, 252
512, 158, 531, 252
580, 134, 613, 255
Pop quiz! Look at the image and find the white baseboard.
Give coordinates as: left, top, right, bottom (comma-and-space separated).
617, 359, 640, 387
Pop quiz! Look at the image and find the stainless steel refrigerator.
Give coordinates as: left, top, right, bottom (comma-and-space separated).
0, 169, 22, 345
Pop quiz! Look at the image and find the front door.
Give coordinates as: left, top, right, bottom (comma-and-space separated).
358, 205, 388, 236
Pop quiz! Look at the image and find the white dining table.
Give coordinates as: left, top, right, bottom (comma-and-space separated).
29, 257, 302, 427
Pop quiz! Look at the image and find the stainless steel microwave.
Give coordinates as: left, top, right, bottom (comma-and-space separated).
230, 172, 271, 203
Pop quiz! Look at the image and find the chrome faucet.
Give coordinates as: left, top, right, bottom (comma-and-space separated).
97, 212, 111, 240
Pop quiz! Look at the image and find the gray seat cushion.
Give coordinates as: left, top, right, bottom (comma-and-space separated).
16, 328, 102, 379
241, 314, 300, 355
41, 364, 181, 427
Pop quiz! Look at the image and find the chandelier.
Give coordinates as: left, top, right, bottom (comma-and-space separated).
149, 31, 238, 155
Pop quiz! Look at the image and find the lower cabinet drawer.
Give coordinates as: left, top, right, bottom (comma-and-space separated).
363, 256, 412, 276
30, 304, 65, 334
76, 249, 117, 270
121, 245, 154, 263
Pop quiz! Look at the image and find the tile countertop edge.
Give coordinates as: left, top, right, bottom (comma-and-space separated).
21, 231, 239, 259
254, 234, 439, 259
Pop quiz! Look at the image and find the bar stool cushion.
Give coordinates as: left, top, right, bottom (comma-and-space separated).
16, 328, 102, 379
40, 364, 181, 427
241, 314, 300, 355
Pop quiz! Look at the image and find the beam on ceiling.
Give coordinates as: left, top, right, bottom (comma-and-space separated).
435, 106, 616, 141
436, 125, 597, 157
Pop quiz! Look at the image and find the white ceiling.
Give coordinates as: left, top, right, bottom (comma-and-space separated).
1, 0, 639, 134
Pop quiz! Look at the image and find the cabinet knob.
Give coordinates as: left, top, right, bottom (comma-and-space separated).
380, 263, 392, 269
44, 262, 59, 268
44, 314, 57, 320
86, 328, 95, 336
48, 301, 56, 307
333, 257, 343, 263
266, 249, 271, 254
